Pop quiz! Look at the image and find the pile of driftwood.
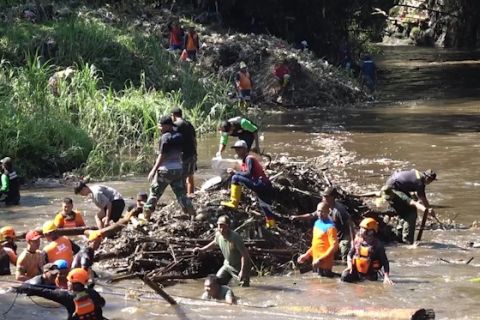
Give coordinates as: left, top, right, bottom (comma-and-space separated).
94, 160, 379, 284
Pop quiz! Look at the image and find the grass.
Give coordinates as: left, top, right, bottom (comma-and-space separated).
0, 13, 236, 178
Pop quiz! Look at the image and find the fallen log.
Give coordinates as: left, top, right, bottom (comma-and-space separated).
18, 226, 98, 239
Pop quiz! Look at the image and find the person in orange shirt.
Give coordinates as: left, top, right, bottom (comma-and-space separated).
41, 221, 76, 267
297, 202, 338, 277
183, 25, 200, 61
54, 197, 86, 229
234, 61, 253, 107
16, 230, 43, 281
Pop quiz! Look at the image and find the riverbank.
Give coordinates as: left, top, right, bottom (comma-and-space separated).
0, 1, 368, 180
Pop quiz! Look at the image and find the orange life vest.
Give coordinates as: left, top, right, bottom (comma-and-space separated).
44, 236, 73, 267
353, 244, 381, 274
186, 33, 198, 51
73, 291, 97, 320
238, 71, 252, 90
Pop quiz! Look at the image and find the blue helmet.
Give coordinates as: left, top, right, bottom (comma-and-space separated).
54, 259, 69, 270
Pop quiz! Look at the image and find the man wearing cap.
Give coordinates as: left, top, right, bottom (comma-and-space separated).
171, 107, 197, 197
54, 197, 86, 229
16, 230, 44, 281
41, 220, 77, 267
16, 268, 105, 320
234, 61, 253, 105
0, 157, 20, 205
217, 116, 260, 157
193, 215, 250, 287
381, 169, 437, 244
145, 116, 195, 219
26, 263, 59, 287
221, 140, 276, 228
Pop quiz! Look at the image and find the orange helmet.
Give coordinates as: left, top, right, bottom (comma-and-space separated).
359, 218, 378, 233
67, 268, 89, 285
0, 226, 16, 239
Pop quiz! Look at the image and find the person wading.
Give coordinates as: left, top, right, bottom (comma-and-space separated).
16, 230, 43, 281
171, 107, 198, 197
381, 169, 437, 244
144, 116, 195, 220
0, 226, 17, 254
74, 182, 125, 229
202, 274, 236, 304
15, 268, 106, 320
297, 202, 338, 277
290, 187, 354, 262
193, 215, 250, 287
0, 157, 20, 205
221, 140, 276, 228
41, 220, 77, 267
217, 116, 260, 157
54, 197, 86, 229
341, 218, 394, 285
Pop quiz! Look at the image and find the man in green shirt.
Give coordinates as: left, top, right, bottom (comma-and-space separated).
193, 215, 250, 286
217, 117, 260, 157
201, 274, 236, 304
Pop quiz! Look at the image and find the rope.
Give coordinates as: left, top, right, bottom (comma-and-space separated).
0, 279, 274, 310
2, 292, 18, 320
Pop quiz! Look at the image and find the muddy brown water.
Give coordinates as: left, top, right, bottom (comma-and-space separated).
1, 45, 480, 319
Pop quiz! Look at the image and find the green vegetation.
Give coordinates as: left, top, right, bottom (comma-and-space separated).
0, 16, 234, 178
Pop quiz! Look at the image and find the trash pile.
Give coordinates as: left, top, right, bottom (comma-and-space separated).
199, 32, 366, 107
96, 159, 377, 285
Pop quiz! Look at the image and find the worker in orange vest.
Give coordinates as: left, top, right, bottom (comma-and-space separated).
183, 25, 200, 61
41, 220, 78, 267
234, 61, 253, 108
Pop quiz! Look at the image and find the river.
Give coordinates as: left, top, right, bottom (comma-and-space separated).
1, 45, 480, 319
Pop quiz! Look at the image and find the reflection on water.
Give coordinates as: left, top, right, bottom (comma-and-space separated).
1, 46, 480, 319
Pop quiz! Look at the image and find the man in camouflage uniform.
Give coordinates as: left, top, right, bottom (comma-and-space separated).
144, 116, 195, 219
382, 169, 437, 244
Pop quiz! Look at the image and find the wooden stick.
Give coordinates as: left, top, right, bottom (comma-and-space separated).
416, 209, 429, 241
141, 275, 177, 305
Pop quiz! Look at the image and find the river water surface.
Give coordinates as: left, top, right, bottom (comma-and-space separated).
1, 46, 480, 319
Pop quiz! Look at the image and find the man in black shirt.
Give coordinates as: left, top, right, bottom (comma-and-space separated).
171, 107, 197, 197
145, 116, 195, 219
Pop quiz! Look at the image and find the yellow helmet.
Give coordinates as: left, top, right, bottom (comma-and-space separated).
0, 226, 16, 239
359, 218, 378, 233
42, 220, 57, 235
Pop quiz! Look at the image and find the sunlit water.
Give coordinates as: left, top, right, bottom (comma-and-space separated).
1, 46, 480, 319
